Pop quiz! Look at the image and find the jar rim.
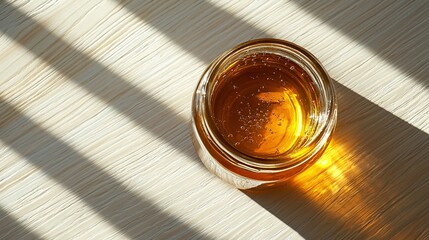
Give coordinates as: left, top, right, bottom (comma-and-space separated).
193, 38, 337, 173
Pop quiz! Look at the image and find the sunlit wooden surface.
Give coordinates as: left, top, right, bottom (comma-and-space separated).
1, 0, 428, 239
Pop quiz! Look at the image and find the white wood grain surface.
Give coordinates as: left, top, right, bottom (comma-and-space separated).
1, 0, 428, 239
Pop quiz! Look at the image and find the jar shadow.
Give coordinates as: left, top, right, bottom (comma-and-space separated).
244, 81, 429, 239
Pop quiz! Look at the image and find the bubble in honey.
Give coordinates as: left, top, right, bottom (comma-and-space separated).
211, 53, 312, 158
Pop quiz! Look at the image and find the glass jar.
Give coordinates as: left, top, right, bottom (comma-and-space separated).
191, 38, 337, 189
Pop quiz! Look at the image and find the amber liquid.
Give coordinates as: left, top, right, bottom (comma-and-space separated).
211, 53, 318, 159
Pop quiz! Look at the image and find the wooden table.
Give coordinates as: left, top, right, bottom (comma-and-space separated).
1, 0, 428, 239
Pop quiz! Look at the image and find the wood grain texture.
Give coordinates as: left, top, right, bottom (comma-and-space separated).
0, 0, 428, 239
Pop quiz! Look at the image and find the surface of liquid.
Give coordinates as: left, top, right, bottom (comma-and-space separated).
211, 53, 318, 159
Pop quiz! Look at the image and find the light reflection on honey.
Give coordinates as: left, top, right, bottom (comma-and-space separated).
211, 53, 317, 158
292, 140, 391, 238
255, 91, 304, 155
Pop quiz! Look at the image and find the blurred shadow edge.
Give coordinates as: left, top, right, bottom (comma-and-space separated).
0, 206, 43, 240
1, 0, 428, 239
0, 0, 199, 163
289, 0, 429, 88
0, 100, 210, 239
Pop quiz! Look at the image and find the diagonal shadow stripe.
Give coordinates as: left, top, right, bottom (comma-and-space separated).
115, 0, 270, 64
0, 206, 43, 240
117, 0, 428, 87
0, 0, 198, 163
1, 0, 428, 238
112, 1, 429, 238
289, 0, 428, 88
0, 98, 211, 239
